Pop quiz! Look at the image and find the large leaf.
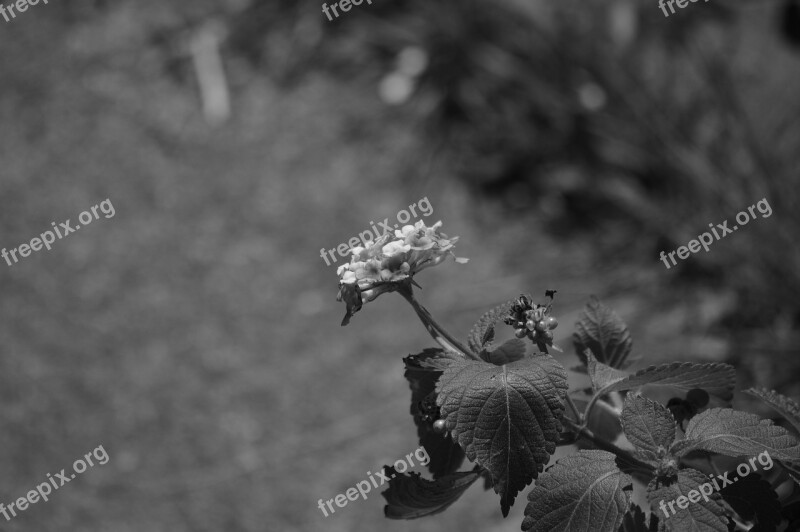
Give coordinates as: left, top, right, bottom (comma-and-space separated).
647, 468, 728, 532
382, 467, 481, 519
719, 474, 781, 531
621, 394, 677, 462
404, 349, 465, 478
521, 450, 632, 532
467, 298, 515, 356
572, 296, 635, 369
671, 408, 800, 462
598, 362, 736, 402
436, 355, 568, 516
745, 387, 800, 434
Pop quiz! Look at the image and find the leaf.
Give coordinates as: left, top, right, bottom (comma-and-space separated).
646, 468, 728, 532
521, 450, 632, 532
745, 387, 800, 434
572, 296, 635, 369
598, 362, 736, 402
621, 395, 677, 462
435, 355, 568, 516
718, 474, 781, 531
586, 351, 628, 393
618, 504, 658, 532
382, 467, 481, 519
404, 348, 462, 372
404, 349, 466, 478
671, 408, 800, 462
483, 338, 527, 365
467, 299, 516, 356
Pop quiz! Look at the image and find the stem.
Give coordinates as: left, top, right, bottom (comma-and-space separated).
563, 418, 655, 474
582, 391, 604, 428
397, 283, 478, 360
565, 394, 583, 424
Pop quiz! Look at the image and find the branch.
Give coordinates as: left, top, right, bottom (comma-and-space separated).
562, 418, 655, 475
565, 394, 583, 424
397, 282, 478, 360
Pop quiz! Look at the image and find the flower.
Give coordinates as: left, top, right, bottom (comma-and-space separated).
337, 220, 468, 325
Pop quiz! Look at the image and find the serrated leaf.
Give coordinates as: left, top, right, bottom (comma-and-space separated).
587, 351, 628, 393
382, 467, 480, 519
599, 362, 736, 402
573, 296, 634, 369
467, 299, 515, 355
621, 395, 677, 462
647, 468, 728, 532
483, 338, 527, 365
671, 408, 800, 462
745, 387, 800, 434
719, 474, 781, 531
435, 355, 568, 516
404, 349, 466, 478
618, 503, 658, 532
521, 450, 632, 532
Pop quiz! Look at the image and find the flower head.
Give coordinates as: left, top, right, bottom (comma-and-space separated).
337, 220, 468, 325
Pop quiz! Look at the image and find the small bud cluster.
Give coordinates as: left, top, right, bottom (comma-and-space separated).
503, 293, 559, 352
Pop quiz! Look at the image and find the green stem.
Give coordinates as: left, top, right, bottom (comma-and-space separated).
397, 283, 478, 360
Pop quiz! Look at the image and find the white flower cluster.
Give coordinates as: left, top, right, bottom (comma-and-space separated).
337, 220, 467, 304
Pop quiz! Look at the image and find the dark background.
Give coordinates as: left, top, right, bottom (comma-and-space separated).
1, 0, 799, 530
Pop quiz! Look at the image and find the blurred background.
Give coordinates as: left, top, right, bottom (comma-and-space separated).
1, 0, 799, 530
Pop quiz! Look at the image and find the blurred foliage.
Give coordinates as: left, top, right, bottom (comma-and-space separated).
216, 0, 800, 337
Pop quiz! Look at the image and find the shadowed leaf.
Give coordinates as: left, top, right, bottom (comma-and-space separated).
599, 362, 736, 402
719, 474, 781, 531
404, 349, 465, 478
382, 467, 481, 519
618, 503, 658, 532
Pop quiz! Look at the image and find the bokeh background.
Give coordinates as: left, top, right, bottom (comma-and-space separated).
1, 0, 799, 530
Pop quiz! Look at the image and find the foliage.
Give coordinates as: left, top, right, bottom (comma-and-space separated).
338, 251, 800, 531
